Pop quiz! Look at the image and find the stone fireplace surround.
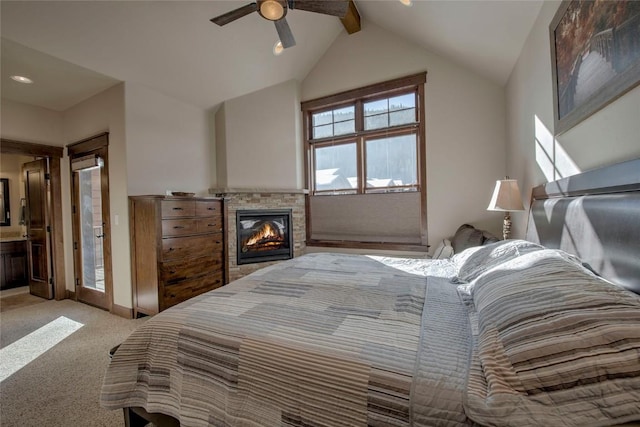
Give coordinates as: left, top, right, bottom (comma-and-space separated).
209, 188, 306, 282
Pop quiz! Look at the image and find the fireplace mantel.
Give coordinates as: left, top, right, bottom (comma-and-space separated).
209, 187, 309, 196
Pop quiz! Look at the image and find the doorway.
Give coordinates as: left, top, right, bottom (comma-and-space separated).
0, 139, 66, 301
68, 133, 113, 311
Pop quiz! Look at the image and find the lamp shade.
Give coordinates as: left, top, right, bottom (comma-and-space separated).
487, 179, 524, 212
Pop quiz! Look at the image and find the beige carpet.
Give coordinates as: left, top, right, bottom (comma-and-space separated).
0, 297, 148, 426
0, 288, 47, 313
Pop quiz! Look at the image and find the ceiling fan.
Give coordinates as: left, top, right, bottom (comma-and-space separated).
210, 0, 350, 49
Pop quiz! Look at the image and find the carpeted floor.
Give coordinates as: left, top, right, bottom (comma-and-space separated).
0, 294, 148, 426
0, 288, 47, 313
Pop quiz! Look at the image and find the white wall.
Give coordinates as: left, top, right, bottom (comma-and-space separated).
125, 83, 212, 196
506, 1, 640, 238
216, 79, 304, 190
215, 103, 228, 188
62, 83, 130, 308
302, 22, 507, 248
1, 99, 64, 145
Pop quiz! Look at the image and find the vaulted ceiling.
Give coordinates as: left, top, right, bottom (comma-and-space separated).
1, 0, 543, 112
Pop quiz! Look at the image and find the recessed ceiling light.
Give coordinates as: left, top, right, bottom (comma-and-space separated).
399, 0, 413, 6
10, 75, 33, 84
273, 40, 284, 56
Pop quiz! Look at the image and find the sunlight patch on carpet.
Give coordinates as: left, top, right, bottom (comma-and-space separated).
0, 316, 84, 382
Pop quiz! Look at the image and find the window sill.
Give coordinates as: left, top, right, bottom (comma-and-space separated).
306, 239, 429, 252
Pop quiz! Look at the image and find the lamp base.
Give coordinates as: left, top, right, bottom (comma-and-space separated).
502, 211, 512, 240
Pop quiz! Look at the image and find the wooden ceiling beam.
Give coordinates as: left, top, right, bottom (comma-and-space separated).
340, 0, 361, 35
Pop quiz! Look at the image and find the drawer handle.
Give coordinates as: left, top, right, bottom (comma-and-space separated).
207, 207, 215, 211
207, 223, 216, 227
169, 270, 177, 274
168, 247, 174, 251
173, 226, 185, 229
172, 207, 184, 211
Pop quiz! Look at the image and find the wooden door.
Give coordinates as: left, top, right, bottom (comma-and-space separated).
23, 159, 54, 299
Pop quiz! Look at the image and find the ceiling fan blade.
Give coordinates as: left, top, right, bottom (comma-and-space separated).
210, 3, 258, 26
288, 0, 349, 18
274, 17, 296, 48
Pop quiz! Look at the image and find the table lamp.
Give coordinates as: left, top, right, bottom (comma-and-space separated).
487, 177, 524, 240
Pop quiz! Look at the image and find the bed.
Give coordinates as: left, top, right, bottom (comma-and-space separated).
101, 158, 640, 427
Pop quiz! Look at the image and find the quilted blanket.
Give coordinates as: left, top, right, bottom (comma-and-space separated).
101, 253, 472, 426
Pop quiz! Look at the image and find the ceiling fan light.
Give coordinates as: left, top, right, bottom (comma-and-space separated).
260, 0, 284, 21
399, 0, 413, 6
273, 40, 284, 55
10, 75, 34, 84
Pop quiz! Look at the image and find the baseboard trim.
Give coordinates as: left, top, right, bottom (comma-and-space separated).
66, 289, 76, 300
112, 303, 134, 319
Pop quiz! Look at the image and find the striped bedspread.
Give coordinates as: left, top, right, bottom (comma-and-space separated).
100, 253, 472, 426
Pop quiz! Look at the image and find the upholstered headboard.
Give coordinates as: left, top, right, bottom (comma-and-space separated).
526, 158, 640, 295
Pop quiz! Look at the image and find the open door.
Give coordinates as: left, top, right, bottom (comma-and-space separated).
23, 159, 54, 299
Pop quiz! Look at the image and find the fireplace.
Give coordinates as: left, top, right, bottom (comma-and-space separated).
236, 209, 293, 265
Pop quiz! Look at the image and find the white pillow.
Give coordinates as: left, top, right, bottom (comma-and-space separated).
452, 239, 543, 283
432, 239, 454, 259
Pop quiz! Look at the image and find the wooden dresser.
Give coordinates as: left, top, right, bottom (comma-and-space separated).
129, 196, 227, 317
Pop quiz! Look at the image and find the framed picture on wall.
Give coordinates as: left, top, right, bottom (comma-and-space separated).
549, 0, 640, 135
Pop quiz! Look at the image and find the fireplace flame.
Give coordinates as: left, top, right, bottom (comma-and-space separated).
241, 222, 286, 253
246, 223, 280, 247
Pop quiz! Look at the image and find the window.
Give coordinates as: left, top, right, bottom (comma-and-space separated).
301, 72, 427, 250
364, 93, 416, 130
365, 132, 417, 191
304, 75, 425, 196
314, 142, 357, 192
312, 106, 355, 139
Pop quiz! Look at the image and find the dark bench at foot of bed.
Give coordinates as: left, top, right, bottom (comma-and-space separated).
124, 406, 180, 427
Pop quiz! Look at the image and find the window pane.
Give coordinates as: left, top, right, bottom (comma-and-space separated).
364, 114, 389, 130
389, 109, 416, 126
365, 134, 417, 188
389, 93, 415, 112
334, 106, 355, 121
312, 111, 333, 127
315, 144, 357, 191
334, 119, 355, 136
364, 99, 388, 117
311, 106, 355, 139
313, 124, 334, 139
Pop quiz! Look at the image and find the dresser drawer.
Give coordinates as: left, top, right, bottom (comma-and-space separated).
161, 200, 195, 218
162, 235, 223, 261
196, 217, 223, 234
161, 272, 224, 310
162, 218, 223, 236
162, 219, 198, 236
196, 200, 222, 217
160, 254, 224, 283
